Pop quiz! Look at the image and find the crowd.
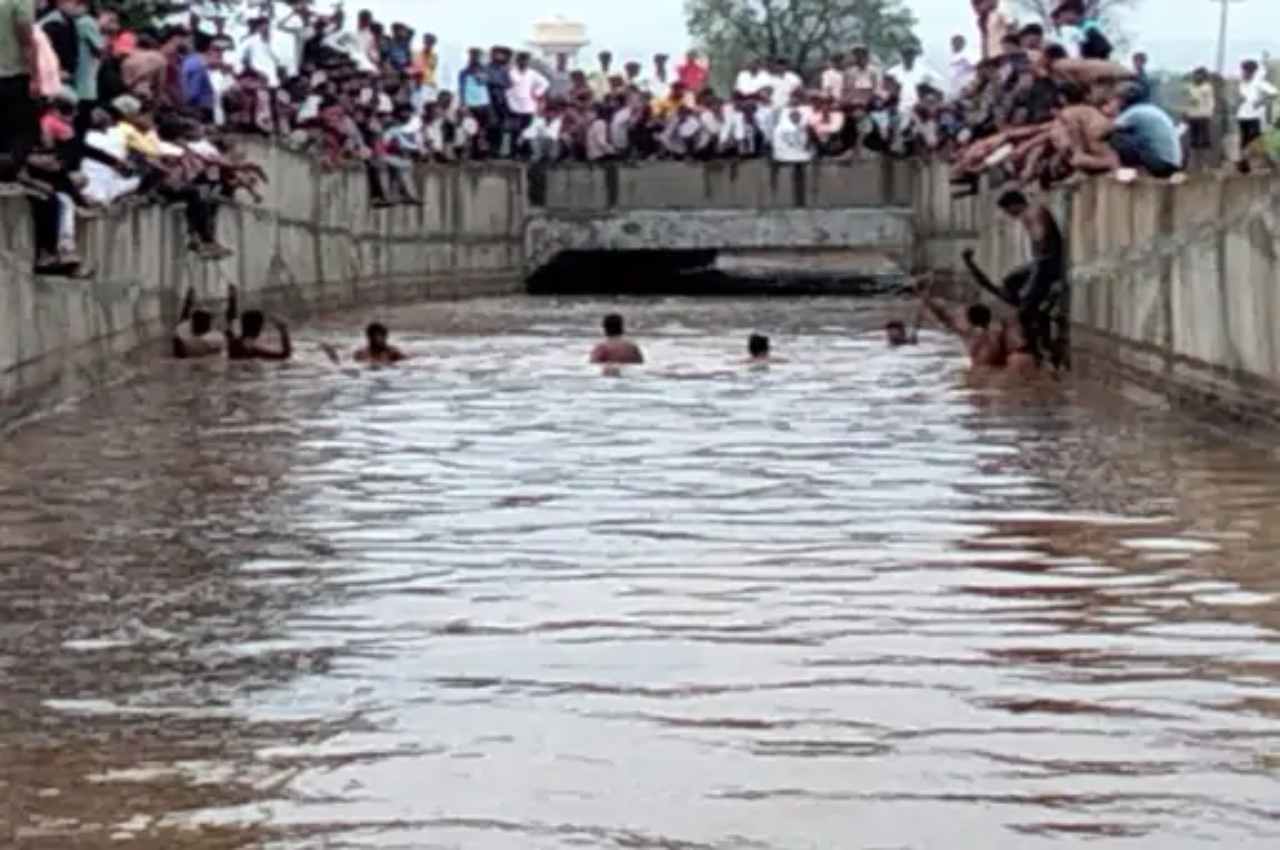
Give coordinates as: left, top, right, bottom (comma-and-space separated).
0, 0, 1274, 277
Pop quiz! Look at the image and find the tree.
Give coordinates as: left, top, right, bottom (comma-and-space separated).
686, 0, 921, 86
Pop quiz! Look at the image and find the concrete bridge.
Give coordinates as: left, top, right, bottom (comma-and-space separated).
524, 159, 920, 279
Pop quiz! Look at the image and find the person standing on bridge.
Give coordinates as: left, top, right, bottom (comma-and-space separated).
590, 314, 644, 366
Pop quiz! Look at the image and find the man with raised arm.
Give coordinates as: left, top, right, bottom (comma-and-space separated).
224, 285, 292, 361
172, 286, 222, 359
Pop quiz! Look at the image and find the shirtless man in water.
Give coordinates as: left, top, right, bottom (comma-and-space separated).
172, 287, 223, 359
590, 314, 645, 365
224, 286, 292, 361
355, 322, 407, 364
922, 296, 1008, 369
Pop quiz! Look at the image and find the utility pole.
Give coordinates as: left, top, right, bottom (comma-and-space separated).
1213, 0, 1246, 78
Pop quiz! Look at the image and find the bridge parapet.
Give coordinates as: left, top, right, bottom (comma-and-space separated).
534, 159, 916, 212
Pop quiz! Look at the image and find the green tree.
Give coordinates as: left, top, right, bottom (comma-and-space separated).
686, 0, 921, 87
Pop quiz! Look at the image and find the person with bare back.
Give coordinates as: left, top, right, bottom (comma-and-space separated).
590, 314, 644, 365
920, 293, 1008, 369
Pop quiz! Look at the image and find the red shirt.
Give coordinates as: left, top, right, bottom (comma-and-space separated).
677, 61, 708, 94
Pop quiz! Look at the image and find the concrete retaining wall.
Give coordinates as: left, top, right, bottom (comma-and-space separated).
917, 161, 1280, 423
538, 159, 916, 212
0, 142, 526, 427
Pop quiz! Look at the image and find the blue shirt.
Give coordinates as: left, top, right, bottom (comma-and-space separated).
1115, 104, 1183, 168
459, 67, 490, 108
181, 53, 214, 111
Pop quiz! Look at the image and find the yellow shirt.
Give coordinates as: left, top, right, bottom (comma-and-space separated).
413, 49, 438, 87
651, 94, 683, 120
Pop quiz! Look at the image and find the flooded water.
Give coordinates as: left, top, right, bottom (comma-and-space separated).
3, 296, 1280, 850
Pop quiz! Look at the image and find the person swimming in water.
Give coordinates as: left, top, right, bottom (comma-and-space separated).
590, 314, 645, 365
172, 287, 223, 359
885, 320, 914, 347
355, 322, 407, 364
224, 286, 292, 361
921, 294, 1008, 369
747, 334, 771, 363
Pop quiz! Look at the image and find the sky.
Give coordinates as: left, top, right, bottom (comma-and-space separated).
343, 0, 1280, 77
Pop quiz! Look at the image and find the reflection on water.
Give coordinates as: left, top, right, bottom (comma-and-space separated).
2, 296, 1280, 850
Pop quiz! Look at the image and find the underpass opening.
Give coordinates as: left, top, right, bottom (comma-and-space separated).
527, 249, 910, 297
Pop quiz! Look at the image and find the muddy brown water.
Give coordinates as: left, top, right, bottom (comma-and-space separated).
2, 297, 1279, 849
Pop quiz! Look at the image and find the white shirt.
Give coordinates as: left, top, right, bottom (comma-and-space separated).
768, 71, 803, 108
735, 69, 767, 96
209, 67, 234, 126
639, 74, 672, 100
296, 93, 321, 124
507, 67, 549, 116
754, 105, 779, 142
772, 109, 813, 162
820, 67, 844, 101
609, 107, 634, 149
886, 62, 939, 110
948, 51, 977, 98
325, 31, 378, 73
718, 104, 747, 144
240, 33, 281, 88
1238, 77, 1278, 121
521, 114, 562, 142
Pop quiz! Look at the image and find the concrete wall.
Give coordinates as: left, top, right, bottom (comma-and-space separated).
525, 207, 916, 275
538, 159, 916, 212
917, 161, 1280, 423
0, 143, 526, 428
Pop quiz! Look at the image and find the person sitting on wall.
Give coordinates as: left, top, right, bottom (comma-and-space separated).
590, 314, 644, 365
224, 286, 293, 361
1103, 83, 1185, 182
173, 286, 223, 359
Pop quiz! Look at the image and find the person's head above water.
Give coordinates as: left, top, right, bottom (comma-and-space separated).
967, 304, 994, 330
366, 321, 389, 352
748, 334, 770, 359
885, 320, 909, 347
602, 314, 626, 338
241, 309, 266, 340
191, 309, 213, 336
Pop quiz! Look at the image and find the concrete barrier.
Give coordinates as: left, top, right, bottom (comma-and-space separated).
916, 161, 1280, 423
0, 143, 526, 428
538, 158, 917, 212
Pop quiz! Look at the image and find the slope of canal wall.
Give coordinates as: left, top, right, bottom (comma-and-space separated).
0, 141, 525, 427
917, 167, 1280, 424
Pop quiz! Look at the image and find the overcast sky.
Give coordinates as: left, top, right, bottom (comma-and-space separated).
347, 0, 1280, 76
